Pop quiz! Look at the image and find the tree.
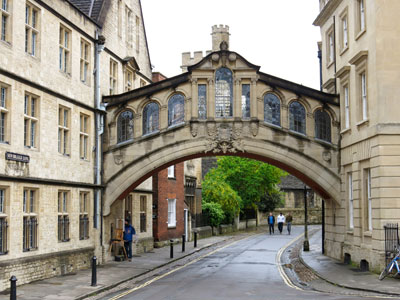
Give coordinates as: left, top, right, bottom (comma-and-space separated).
202, 202, 224, 227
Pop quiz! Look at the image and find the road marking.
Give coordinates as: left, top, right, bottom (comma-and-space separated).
108, 233, 262, 300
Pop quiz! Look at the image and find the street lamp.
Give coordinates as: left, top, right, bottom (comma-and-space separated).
303, 185, 310, 251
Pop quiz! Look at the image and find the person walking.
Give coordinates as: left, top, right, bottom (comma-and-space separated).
123, 220, 136, 261
277, 212, 285, 234
267, 212, 275, 235
286, 213, 293, 235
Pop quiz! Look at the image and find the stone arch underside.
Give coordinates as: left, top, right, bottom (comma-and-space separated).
103, 125, 340, 216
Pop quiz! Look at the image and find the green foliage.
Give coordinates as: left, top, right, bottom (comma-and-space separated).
201, 156, 287, 220
202, 202, 225, 227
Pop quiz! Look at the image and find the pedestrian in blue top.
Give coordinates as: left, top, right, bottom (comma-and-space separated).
267, 212, 275, 235
123, 220, 136, 260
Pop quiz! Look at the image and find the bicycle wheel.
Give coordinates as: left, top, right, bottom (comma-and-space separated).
379, 263, 392, 280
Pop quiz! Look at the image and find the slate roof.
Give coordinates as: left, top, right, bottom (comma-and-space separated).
279, 175, 307, 190
67, 0, 104, 21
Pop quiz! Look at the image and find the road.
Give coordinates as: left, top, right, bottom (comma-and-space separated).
99, 227, 389, 300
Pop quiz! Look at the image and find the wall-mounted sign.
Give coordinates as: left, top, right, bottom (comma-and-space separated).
5, 152, 30, 163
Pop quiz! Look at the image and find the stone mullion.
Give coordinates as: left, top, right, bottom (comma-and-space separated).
281, 104, 288, 129
134, 113, 142, 138
160, 105, 168, 129
207, 79, 215, 119
306, 112, 314, 137
234, 79, 241, 119
191, 79, 198, 119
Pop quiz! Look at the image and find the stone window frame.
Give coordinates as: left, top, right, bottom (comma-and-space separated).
79, 191, 90, 240
0, 82, 10, 144
0, 0, 11, 44
57, 190, 70, 242
24, 92, 39, 149
241, 83, 251, 119
117, 0, 122, 38
23, 188, 38, 251
79, 113, 89, 160
58, 105, 70, 156
349, 52, 368, 126
314, 108, 332, 143
339, 7, 349, 55
135, 15, 140, 53
25, 1, 40, 57
117, 109, 134, 144
198, 83, 207, 120
80, 38, 90, 85
288, 100, 306, 135
124, 66, 135, 92
167, 93, 185, 127
362, 166, 372, 233
167, 198, 176, 228
125, 5, 133, 48
59, 24, 71, 75
355, 0, 366, 40
336, 66, 351, 133
109, 59, 118, 95
347, 172, 354, 230
325, 24, 335, 68
215, 67, 233, 118
263, 92, 281, 127
139, 195, 146, 233
142, 101, 159, 136
0, 187, 8, 255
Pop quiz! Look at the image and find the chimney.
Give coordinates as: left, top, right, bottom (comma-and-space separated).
211, 24, 230, 51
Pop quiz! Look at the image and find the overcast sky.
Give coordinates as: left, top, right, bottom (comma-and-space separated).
141, 0, 322, 90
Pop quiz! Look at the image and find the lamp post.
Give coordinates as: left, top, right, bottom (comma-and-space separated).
303, 185, 310, 251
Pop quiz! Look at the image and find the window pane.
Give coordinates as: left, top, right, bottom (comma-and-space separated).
143, 103, 159, 135
168, 94, 184, 126
31, 121, 35, 147
117, 110, 134, 143
241, 84, 250, 119
198, 84, 207, 120
289, 101, 306, 134
1, 16, 6, 41
1, 87, 5, 107
264, 93, 281, 126
0, 112, 5, 142
315, 110, 331, 142
0, 189, 4, 213
215, 68, 233, 117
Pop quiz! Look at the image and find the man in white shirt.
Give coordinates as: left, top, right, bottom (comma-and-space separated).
277, 212, 285, 234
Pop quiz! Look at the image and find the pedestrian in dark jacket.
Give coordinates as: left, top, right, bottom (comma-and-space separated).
267, 212, 275, 235
286, 213, 293, 235
123, 220, 136, 260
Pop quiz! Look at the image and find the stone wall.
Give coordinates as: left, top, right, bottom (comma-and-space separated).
260, 208, 322, 225
0, 247, 94, 292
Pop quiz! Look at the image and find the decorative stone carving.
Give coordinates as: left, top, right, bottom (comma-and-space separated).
190, 122, 199, 137
114, 154, 123, 165
250, 120, 259, 137
228, 53, 237, 62
5, 161, 29, 177
205, 122, 244, 154
212, 53, 220, 62
322, 150, 332, 162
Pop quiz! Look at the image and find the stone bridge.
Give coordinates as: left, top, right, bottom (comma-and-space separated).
102, 49, 340, 216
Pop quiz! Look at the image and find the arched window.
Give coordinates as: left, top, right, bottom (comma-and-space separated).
289, 101, 306, 134
215, 68, 233, 117
117, 110, 134, 143
168, 94, 185, 127
264, 93, 281, 126
315, 109, 331, 142
143, 102, 159, 135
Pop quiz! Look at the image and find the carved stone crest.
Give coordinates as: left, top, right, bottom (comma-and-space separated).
250, 120, 259, 137
190, 122, 199, 137
114, 155, 123, 165
322, 150, 332, 162
205, 123, 244, 154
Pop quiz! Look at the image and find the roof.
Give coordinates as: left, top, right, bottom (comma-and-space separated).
279, 175, 309, 190
67, 0, 105, 22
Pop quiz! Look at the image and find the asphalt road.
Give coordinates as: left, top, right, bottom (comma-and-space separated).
103, 227, 390, 300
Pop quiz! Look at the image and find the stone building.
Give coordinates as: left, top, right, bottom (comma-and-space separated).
0, 0, 152, 290
314, 0, 400, 270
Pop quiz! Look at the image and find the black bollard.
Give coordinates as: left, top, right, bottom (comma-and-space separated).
194, 232, 197, 248
10, 276, 17, 300
91, 256, 97, 286
182, 234, 186, 252
170, 240, 174, 258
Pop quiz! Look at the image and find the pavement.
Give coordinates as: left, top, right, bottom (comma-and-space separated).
301, 228, 400, 297
2, 226, 400, 299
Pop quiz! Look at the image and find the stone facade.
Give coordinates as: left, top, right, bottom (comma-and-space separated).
0, 0, 152, 291
315, 0, 400, 270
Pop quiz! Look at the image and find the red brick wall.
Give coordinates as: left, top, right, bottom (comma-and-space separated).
152, 162, 185, 242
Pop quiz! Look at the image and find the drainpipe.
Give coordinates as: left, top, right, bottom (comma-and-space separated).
333, 16, 337, 94
318, 46, 325, 255
94, 31, 105, 248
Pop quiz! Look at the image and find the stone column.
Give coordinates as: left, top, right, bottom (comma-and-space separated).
234, 78, 241, 119
160, 105, 168, 129
207, 78, 215, 119
282, 104, 288, 129
191, 79, 198, 119
306, 111, 314, 137
134, 113, 142, 138
250, 78, 257, 119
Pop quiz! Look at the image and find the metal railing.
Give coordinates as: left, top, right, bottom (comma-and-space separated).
384, 223, 399, 264
58, 215, 70, 242
79, 215, 89, 240
23, 217, 38, 251
0, 218, 7, 254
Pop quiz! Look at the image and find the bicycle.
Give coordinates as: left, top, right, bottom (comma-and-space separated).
379, 247, 400, 280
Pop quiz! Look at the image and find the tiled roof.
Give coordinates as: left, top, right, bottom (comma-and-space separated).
279, 175, 306, 190
68, 0, 104, 21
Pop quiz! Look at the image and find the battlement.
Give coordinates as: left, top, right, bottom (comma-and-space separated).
212, 24, 230, 33
181, 50, 212, 72
211, 24, 230, 51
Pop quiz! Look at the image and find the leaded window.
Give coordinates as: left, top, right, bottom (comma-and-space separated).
117, 110, 134, 143
314, 109, 331, 142
198, 84, 207, 120
168, 94, 184, 127
264, 93, 281, 126
241, 84, 250, 119
143, 102, 159, 135
215, 68, 233, 117
289, 101, 306, 134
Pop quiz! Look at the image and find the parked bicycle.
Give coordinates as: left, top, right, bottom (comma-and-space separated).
379, 247, 400, 280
